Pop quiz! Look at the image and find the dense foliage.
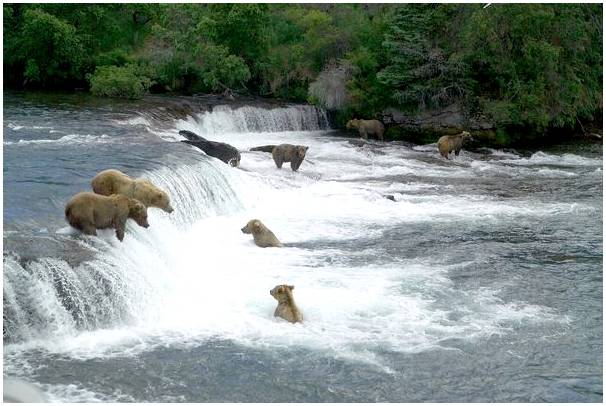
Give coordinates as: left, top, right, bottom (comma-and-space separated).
4, 3, 602, 144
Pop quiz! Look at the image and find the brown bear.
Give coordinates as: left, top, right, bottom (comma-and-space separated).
437, 131, 473, 159
65, 192, 149, 242
271, 144, 309, 172
91, 169, 174, 213
270, 284, 303, 323
346, 119, 385, 141
241, 219, 283, 248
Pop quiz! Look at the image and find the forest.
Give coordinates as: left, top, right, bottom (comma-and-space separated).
3, 3, 603, 145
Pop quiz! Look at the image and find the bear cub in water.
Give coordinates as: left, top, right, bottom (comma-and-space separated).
91, 169, 174, 213
241, 219, 282, 248
65, 192, 149, 242
270, 284, 303, 323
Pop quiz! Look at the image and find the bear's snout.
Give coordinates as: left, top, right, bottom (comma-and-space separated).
166, 205, 174, 214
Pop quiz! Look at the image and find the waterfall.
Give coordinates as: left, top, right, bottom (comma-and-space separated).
3, 100, 331, 344
181, 104, 329, 136
3, 159, 244, 343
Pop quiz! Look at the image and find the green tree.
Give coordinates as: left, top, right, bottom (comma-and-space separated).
462, 4, 602, 133
18, 8, 85, 87
378, 4, 470, 111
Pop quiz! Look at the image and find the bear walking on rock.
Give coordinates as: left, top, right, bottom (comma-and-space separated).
65, 192, 149, 242
437, 131, 473, 159
270, 284, 303, 323
241, 219, 282, 248
346, 119, 385, 141
91, 169, 174, 213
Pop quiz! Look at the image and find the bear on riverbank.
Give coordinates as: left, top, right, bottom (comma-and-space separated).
437, 131, 473, 159
91, 169, 174, 213
65, 192, 149, 242
270, 284, 303, 323
346, 119, 385, 141
241, 219, 283, 248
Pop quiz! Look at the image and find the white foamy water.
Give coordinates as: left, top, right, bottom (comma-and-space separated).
3, 133, 112, 146
502, 151, 602, 167
5, 123, 580, 371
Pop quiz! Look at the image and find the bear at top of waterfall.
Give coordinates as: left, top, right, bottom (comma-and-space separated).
91, 169, 174, 213
179, 130, 241, 167
241, 219, 283, 248
437, 131, 473, 159
270, 284, 303, 323
346, 119, 385, 141
271, 144, 309, 172
65, 192, 149, 242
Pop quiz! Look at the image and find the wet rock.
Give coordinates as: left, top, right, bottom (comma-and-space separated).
379, 103, 496, 146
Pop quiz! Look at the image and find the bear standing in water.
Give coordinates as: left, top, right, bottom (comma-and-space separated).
346, 119, 385, 141
91, 169, 174, 213
250, 144, 309, 171
272, 144, 309, 171
437, 131, 473, 159
241, 219, 282, 248
270, 284, 303, 323
65, 192, 149, 242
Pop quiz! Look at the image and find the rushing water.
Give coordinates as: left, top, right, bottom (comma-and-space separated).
3, 92, 602, 402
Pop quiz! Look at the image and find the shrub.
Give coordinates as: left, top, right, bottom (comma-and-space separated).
88, 64, 153, 99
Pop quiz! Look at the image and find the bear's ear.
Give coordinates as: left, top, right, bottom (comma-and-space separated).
254, 220, 261, 229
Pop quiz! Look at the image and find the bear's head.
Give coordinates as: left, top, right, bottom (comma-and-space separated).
128, 198, 150, 228
460, 131, 473, 142
152, 190, 174, 213
346, 119, 360, 130
228, 152, 241, 167
241, 219, 262, 235
270, 284, 294, 303
296, 146, 308, 160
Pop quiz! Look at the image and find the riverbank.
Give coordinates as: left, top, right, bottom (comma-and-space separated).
8, 89, 602, 154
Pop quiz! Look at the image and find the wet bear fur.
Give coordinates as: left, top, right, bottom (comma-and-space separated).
250, 145, 276, 153
346, 119, 385, 141
91, 169, 173, 213
271, 144, 309, 171
65, 192, 149, 242
437, 131, 473, 159
270, 284, 303, 323
179, 130, 241, 167
241, 219, 283, 248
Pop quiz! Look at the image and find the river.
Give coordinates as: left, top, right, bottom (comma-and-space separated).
3, 91, 603, 402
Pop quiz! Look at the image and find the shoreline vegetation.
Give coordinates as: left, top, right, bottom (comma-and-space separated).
4, 4, 602, 148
